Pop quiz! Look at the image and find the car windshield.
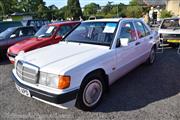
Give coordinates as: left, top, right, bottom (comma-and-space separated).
65, 22, 118, 46
0, 28, 15, 39
161, 19, 180, 29
34, 25, 56, 38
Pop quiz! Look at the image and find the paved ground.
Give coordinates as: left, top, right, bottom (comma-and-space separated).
0, 48, 180, 120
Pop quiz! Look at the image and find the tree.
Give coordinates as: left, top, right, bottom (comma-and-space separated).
102, 1, 113, 15
129, 0, 138, 6
83, 3, 100, 16
126, 0, 143, 18
48, 5, 59, 20
160, 9, 173, 18
37, 4, 49, 19
0, 0, 18, 15
57, 6, 68, 20
126, 6, 143, 18
67, 0, 83, 20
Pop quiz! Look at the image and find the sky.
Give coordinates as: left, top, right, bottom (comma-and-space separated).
44, 0, 131, 8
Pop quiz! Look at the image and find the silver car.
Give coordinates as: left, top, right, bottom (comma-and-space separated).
159, 18, 180, 48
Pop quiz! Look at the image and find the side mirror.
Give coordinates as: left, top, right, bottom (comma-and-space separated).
55, 35, 62, 40
117, 38, 129, 47
10, 34, 16, 38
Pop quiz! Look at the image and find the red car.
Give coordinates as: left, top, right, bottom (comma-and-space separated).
7, 21, 80, 63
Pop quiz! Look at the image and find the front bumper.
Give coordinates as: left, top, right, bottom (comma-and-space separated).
160, 34, 180, 43
12, 72, 78, 109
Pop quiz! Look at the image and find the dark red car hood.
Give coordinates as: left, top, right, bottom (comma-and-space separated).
8, 37, 51, 55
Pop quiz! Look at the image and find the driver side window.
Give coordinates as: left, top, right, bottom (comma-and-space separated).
119, 22, 136, 43
10, 29, 20, 39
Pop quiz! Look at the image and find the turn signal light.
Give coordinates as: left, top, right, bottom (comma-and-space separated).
58, 76, 71, 89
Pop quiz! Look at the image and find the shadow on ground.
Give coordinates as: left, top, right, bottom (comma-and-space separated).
94, 49, 180, 112
0, 55, 10, 65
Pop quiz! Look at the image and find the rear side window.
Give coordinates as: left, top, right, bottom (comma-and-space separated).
57, 25, 72, 36
144, 25, 151, 36
119, 22, 137, 42
134, 21, 146, 38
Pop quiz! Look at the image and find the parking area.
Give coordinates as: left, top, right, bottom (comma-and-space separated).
0, 48, 179, 120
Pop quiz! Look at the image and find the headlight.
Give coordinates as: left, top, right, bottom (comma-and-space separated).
7, 48, 10, 53
39, 72, 71, 89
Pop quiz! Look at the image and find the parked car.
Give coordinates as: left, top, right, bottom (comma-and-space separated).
159, 18, 180, 48
0, 21, 23, 33
12, 18, 159, 111
7, 21, 80, 63
0, 26, 36, 58
21, 19, 50, 30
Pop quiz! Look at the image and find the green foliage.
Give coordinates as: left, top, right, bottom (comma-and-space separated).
129, 0, 138, 6
0, 0, 18, 14
160, 9, 173, 18
66, 0, 83, 20
37, 4, 49, 19
126, 5, 143, 18
83, 3, 100, 16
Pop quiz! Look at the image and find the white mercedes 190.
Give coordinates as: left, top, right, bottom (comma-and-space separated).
12, 18, 159, 111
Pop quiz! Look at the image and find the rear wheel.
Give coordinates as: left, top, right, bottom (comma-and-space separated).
76, 73, 105, 111
146, 47, 156, 65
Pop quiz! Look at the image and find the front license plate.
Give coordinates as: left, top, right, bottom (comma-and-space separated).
15, 84, 31, 97
167, 40, 180, 43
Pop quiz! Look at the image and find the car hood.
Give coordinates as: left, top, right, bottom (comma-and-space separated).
159, 29, 180, 34
16, 42, 110, 74
8, 37, 50, 54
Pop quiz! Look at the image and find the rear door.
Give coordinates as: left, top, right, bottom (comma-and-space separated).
134, 20, 153, 61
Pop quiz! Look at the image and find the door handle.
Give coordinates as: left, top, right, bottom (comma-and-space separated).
135, 42, 141, 46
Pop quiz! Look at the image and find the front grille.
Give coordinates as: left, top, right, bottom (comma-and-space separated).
16, 61, 39, 84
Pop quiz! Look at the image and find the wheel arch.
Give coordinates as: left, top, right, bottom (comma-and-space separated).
81, 68, 109, 91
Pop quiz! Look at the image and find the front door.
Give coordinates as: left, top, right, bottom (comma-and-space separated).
110, 21, 140, 84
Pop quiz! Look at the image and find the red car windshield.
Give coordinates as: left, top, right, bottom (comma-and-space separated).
34, 25, 56, 38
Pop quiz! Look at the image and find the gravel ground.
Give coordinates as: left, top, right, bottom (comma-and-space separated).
0, 48, 180, 120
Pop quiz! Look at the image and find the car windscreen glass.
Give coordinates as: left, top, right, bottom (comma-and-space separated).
161, 19, 180, 29
34, 25, 56, 38
65, 22, 118, 46
0, 28, 15, 39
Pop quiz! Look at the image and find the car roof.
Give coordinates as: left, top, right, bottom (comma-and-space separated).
49, 21, 80, 26
84, 18, 141, 22
85, 18, 121, 22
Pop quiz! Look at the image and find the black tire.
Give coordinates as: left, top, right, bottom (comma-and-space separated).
146, 47, 156, 65
76, 72, 105, 111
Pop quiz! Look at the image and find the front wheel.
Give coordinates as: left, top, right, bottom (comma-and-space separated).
76, 73, 105, 111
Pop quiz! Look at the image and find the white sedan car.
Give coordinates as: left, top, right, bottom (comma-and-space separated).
12, 18, 159, 111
